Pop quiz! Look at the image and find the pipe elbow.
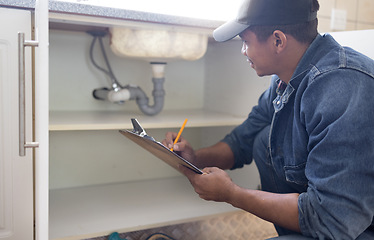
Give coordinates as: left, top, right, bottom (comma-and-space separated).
137, 96, 164, 116
129, 78, 165, 116
93, 63, 166, 115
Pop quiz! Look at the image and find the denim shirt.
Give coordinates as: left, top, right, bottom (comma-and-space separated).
222, 34, 374, 239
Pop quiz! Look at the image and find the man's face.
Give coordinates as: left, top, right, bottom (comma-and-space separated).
239, 29, 276, 77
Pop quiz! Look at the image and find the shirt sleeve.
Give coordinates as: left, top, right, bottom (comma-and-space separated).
221, 77, 276, 169
297, 69, 374, 239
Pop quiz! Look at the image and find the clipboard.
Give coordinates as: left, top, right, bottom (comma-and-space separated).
119, 119, 203, 174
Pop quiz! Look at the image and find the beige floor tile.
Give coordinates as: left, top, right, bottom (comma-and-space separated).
87, 211, 278, 240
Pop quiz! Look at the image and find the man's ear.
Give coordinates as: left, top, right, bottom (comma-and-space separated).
273, 30, 287, 53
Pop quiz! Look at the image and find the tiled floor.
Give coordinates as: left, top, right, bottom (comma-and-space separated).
86, 211, 278, 240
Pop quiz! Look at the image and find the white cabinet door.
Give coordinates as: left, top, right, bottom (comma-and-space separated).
0, 7, 34, 240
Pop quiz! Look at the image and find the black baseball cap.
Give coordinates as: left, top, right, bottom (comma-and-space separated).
213, 0, 318, 42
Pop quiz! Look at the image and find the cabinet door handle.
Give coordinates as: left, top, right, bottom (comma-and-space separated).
18, 32, 39, 156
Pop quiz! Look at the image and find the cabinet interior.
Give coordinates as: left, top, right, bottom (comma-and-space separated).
48, 14, 269, 240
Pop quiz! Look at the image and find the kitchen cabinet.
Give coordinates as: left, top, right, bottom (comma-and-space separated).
47, 5, 266, 240
0, 8, 33, 240
0, 2, 48, 240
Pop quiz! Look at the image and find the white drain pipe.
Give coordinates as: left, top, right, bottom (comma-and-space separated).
93, 62, 166, 116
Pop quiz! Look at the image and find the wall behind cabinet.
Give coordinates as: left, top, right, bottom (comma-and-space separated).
49, 30, 206, 112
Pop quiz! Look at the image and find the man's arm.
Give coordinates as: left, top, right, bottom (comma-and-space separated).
195, 142, 235, 170
229, 183, 300, 232
181, 166, 301, 233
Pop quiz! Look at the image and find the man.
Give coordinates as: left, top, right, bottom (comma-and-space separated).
162, 0, 374, 239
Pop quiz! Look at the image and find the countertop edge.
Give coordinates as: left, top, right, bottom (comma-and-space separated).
0, 0, 224, 29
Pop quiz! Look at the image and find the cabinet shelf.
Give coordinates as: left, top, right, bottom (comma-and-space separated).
49, 176, 241, 240
49, 109, 246, 131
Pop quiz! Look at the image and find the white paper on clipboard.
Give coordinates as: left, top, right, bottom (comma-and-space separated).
119, 119, 203, 175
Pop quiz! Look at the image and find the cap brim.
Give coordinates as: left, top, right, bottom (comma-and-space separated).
213, 20, 249, 42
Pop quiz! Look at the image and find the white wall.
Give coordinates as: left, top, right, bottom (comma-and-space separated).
204, 39, 270, 117
329, 29, 374, 59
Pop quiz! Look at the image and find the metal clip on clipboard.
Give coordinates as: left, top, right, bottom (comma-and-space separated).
130, 118, 155, 141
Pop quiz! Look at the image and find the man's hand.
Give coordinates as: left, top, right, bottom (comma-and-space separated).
180, 166, 237, 202
162, 132, 200, 167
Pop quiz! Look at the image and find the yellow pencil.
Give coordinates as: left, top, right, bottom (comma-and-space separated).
170, 118, 188, 152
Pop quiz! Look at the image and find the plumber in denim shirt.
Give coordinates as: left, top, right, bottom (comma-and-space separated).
162, 0, 374, 239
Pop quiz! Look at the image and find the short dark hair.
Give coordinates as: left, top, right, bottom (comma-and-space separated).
248, 0, 320, 44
